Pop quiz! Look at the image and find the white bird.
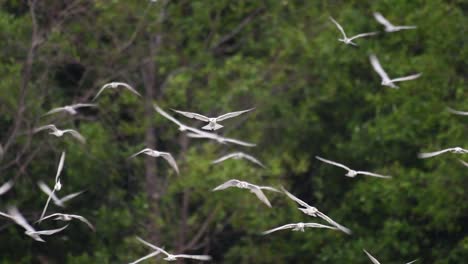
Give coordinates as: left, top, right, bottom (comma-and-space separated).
130, 148, 179, 174
212, 179, 279, 207
0, 180, 14, 196
369, 54, 422, 88
33, 124, 86, 143
329, 17, 378, 46
134, 236, 212, 262
38, 181, 83, 207
262, 222, 339, 235
418, 147, 468, 159
363, 249, 418, 264
43, 103, 97, 116
39, 152, 66, 223
373, 12, 417, 32
93, 82, 141, 101
171, 108, 254, 130
281, 186, 351, 234
186, 131, 256, 147
5, 206, 68, 242
37, 213, 94, 231
212, 152, 265, 168
316, 156, 391, 179
447, 107, 468, 116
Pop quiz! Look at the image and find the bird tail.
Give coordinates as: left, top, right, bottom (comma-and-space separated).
202, 123, 223, 130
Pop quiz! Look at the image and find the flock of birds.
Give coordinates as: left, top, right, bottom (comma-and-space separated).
0, 10, 466, 264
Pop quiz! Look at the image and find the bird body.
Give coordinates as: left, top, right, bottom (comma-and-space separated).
93, 82, 141, 101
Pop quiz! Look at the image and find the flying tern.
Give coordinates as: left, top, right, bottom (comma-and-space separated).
43, 103, 97, 116
171, 108, 254, 130
363, 249, 418, 264
93, 82, 141, 101
34, 124, 86, 143
212, 179, 279, 207
316, 156, 391, 179
37, 213, 94, 231
134, 236, 212, 262
373, 12, 417, 32
130, 148, 179, 174
212, 152, 265, 168
262, 222, 339, 235
418, 147, 468, 159
281, 186, 351, 234
39, 152, 66, 223
329, 16, 378, 46
369, 54, 421, 88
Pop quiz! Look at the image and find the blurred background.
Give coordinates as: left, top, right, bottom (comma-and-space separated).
0, 0, 467, 263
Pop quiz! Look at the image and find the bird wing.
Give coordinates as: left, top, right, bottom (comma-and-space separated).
212, 179, 240, 191
357, 171, 392, 179
262, 224, 297, 235
59, 190, 84, 204
315, 156, 351, 171
223, 137, 256, 147
92, 85, 108, 101
406, 259, 418, 264
171, 109, 210, 122
39, 190, 56, 223
36, 213, 61, 223
116, 82, 141, 97
216, 108, 255, 121
160, 152, 180, 175
69, 215, 95, 231
0, 180, 14, 196
316, 211, 352, 235
64, 130, 86, 143
34, 124, 57, 133
135, 236, 169, 256
459, 159, 468, 167
369, 54, 391, 82
211, 153, 239, 164
129, 251, 161, 264
280, 186, 311, 208
7, 206, 36, 233
390, 73, 422, 83
373, 12, 394, 28
249, 186, 272, 207
34, 224, 69, 235
329, 17, 347, 39
363, 249, 381, 264
418, 148, 453, 159
174, 254, 212, 261
447, 107, 468, 116
303, 222, 339, 230
129, 148, 152, 158
242, 153, 266, 168
153, 103, 186, 127
348, 32, 378, 41
395, 25, 417, 30
73, 103, 98, 109
55, 152, 66, 183
0, 211, 14, 220
258, 186, 280, 193
44, 107, 66, 116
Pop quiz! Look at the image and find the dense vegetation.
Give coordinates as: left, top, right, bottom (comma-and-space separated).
0, 0, 467, 263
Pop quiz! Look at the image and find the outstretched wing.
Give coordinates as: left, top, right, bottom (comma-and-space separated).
34, 124, 57, 133
242, 153, 266, 168
7, 206, 36, 233
363, 249, 381, 264
303, 222, 339, 230
249, 187, 272, 207
43, 107, 66, 116
37, 181, 63, 206
117, 82, 141, 97
35, 224, 69, 235
216, 108, 255, 121
348, 32, 378, 41
129, 148, 152, 158
373, 12, 394, 28
315, 156, 352, 171
171, 109, 210, 122
73, 103, 98, 109
135, 236, 168, 256
153, 103, 186, 128
262, 224, 297, 235
280, 186, 311, 209
223, 137, 256, 147
69, 215, 95, 231
406, 259, 418, 264
459, 159, 468, 167
357, 171, 392, 179
369, 54, 391, 82
390, 73, 422, 83
329, 16, 347, 39
59, 190, 84, 204
64, 130, 86, 143
418, 148, 453, 159
316, 211, 352, 235
129, 251, 161, 264
160, 152, 180, 175
212, 179, 240, 191
55, 152, 66, 183
0, 180, 14, 196
211, 153, 239, 164
92, 85, 109, 101
447, 107, 468, 116
175, 254, 212, 261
